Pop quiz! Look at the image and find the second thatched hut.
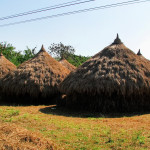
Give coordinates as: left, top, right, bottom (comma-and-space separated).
1, 45, 70, 104
59, 35, 150, 112
59, 58, 76, 72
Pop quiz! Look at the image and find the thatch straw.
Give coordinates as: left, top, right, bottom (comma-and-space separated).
59, 35, 150, 112
59, 58, 76, 71
0, 123, 56, 150
0, 53, 16, 79
1, 45, 70, 103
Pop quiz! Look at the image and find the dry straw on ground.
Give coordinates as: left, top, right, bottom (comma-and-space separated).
59, 34, 150, 112
59, 58, 76, 72
0, 53, 16, 79
1, 45, 70, 103
0, 123, 56, 150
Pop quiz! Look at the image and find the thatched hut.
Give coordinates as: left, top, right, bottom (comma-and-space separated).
59, 58, 76, 71
0, 53, 16, 79
59, 34, 150, 112
1, 45, 70, 104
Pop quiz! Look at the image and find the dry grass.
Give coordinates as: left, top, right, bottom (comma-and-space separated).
1, 46, 70, 99
0, 105, 150, 150
59, 58, 76, 71
0, 123, 56, 150
0, 54, 16, 79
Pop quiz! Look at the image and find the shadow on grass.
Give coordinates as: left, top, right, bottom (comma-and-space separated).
39, 105, 150, 118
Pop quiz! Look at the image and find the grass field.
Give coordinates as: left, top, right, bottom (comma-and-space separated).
0, 105, 150, 150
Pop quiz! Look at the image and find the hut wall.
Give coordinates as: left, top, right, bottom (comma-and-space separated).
0, 92, 62, 106
63, 92, 150, 113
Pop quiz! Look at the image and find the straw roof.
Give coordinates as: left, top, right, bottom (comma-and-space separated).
59, 58, 76, 71
1, 45, 70, 99
59, 35, 150, 112
0, 53, 16, 79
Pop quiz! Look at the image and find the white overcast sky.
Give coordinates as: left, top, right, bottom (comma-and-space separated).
0, 0, 150, 59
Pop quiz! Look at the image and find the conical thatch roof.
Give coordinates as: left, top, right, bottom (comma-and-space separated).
59, 58, 76, 71
1, 45, 70, 100
59, 35, 150, 112
0, 53, 16, 79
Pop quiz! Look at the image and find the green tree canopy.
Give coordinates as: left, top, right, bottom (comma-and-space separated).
0, 41, 90, 67
67, 54, 91, 67
22, 46, 36, 62
48, 42, 90, 67
0, 42, 36, 66
48, 42, 75, 59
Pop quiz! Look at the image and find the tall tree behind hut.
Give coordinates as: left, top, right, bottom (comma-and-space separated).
67, 54, 91, 67
21, 46, 36, 62
48, 42, 75, 60
48, 42, 90, 67
0, 42, 17, 64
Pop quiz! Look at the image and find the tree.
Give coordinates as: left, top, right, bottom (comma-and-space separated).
0, 42, 16, 60
0, 42, 36, 66
48, 42, 75, 59
48, 42, 90, 67
0, 42, 21, 65
14, 47, 36, 65
67, 54, 91, 67
23, 46, 36, 62
0, 41, 89, 67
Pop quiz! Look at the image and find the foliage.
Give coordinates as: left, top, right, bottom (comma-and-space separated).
21, 46, 36, 62
48, 42, 75, 59
0, 42, 19, 65
0, 42, 36, 66
48, 42, 90, 67
0, 41, 89, 67
67, 54, 91, 67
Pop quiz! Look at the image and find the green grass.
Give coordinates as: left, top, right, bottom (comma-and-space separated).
0, 108, 20, 122
0, 106, 150, 150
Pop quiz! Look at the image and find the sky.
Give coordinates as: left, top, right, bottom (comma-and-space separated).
0, 0, 150, 59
